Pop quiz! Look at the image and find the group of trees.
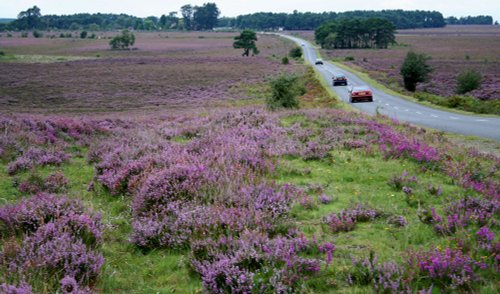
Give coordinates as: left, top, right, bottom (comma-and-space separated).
180, 3, 220, 30
315, 18, 395, 49
2, 4, 219, 32
445, 15, 493, 25
234, 10, 446, 30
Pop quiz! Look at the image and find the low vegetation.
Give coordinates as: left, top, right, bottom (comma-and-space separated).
267, 73, 305, 110
456, 69, 482, 94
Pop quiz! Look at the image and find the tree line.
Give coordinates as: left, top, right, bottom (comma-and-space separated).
233, 10, 446, 30
315, 18, 396, 49
1, 3, 220, 31
1, 5, 495, 32
445, 15, 493, 25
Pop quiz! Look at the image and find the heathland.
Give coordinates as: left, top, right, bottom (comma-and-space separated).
0, 30, 498, 293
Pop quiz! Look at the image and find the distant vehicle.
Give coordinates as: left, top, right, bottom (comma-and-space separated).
348, 86, 373, 103
301, 42, 305, 46
332, 73, 348, 86
315, 58, 324, 65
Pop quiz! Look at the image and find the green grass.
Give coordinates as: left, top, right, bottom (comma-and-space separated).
0, 155, 202, 293
0, 54, 97, 63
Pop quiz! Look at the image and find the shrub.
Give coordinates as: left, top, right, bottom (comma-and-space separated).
456, 70, 482, 94
80, 31, 87, 39
289, 46, 302, 59
32, 31, 43, 38
344, 56, 355, 61
400, 51, 432, 92
109, 29, 135, 50
21, 32, 28, 38
266, 74, 305, 110
281, 56, 289, 64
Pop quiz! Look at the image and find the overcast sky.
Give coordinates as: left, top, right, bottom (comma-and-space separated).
1, 0, 499, 21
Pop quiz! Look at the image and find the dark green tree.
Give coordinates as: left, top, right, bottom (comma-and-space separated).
17, 6, 41, 29
193, 3, 220, 30
181, 5, 194, 30
400, 51, 432, 92
233, 30, 259, 56
109, 29, 136, 50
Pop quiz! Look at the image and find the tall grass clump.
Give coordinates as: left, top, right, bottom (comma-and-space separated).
266, 74, 305, 110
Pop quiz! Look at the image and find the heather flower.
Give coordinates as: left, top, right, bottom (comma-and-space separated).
300, 195, 317, 210
408, 247, 484, 289
387, 171, 418, 190
7, 147, 70, 175
427, 184, 442, 196
388, 215, 408, 227
318, 194, 333, 204
0, 282, 33, 294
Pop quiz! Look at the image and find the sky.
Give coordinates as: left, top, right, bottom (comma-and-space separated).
1, 0, 499, 21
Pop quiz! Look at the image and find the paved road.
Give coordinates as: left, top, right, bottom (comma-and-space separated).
279, 34, 500, 141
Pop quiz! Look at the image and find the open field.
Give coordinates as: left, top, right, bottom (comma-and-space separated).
295, 25, 500, 101
0, 32, 297, 114
0, 31, 499, 293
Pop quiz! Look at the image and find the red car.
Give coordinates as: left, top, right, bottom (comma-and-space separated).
349, 86, 373, 103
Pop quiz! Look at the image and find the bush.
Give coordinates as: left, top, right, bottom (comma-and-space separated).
80, 31, 87, 39
266, 74, 305, 110
281, 56, 289, 64
456, 70, 482, 94
32, 31, 43, 38
345, 56, 355, 61
400, 51, 432, 92
21, 32, 28, 38
289, 46, 302, 59
109, 29, 135, 50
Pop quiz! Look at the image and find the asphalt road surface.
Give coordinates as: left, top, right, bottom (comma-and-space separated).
279, 34, 500, 141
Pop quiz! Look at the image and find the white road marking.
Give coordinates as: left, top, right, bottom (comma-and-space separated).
404, 109, 409, 112
431, 114, 439, 118
476, 119, 488, 122
449, 116, 459, 120
416, 111, 422, 115
393, 106, 399, 110
385, 103, 390, 106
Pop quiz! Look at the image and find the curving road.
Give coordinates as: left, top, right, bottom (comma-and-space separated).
278, 34, 500, 141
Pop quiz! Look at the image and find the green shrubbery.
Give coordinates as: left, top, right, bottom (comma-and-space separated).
80, 30, 88, 39
289, 47, 302, 59
267, 74, 306, 110
109, 30, 135, 50
456, 70, 482, 94
281, 56, 289, 64
32, 30, 43, 38
415, 92, 499, 115
400, 51, 432, 92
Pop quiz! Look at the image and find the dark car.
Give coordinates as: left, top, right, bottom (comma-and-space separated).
348, 86, 373, 103
332, 73, 348, 86
315, 58, 324, 65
